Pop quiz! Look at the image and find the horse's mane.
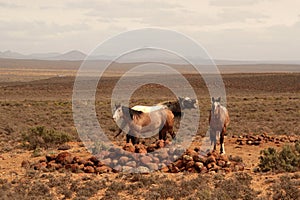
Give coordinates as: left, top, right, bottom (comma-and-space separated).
122, 106, 143, 120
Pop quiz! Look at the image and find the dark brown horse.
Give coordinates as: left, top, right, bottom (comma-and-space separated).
113, 105, 175, 144
209, 97, 230, 154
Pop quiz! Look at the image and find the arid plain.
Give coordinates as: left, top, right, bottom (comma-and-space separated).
0, 58, 299, 199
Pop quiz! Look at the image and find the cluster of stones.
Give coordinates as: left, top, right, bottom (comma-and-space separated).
25, 140, 245, 174
234, 133, 299, 146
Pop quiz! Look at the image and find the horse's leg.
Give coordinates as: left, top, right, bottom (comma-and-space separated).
210, 128, 217, 151
220, 127, 226, 154
126, 133, 130, 143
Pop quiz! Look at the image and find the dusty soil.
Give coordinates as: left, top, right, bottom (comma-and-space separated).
0, 62, 299, 199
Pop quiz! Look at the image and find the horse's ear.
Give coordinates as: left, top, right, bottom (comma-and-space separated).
212, 97, 215, 102
217, 97, 221, 102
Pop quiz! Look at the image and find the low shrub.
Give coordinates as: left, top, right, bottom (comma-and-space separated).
22, 126, 73, 150
258, 142, 300, 172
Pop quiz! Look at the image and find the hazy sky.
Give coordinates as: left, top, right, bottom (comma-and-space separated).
1, 0, 300, 60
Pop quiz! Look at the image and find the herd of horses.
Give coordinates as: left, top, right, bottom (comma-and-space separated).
113, 97, 230, 154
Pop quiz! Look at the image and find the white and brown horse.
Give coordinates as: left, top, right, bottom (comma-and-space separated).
113, 105, 175, 144
132, 97, 198, 116
209, 97, 230, 154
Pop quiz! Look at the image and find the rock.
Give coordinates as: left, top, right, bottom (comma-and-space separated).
140, 155, 152, 165
118, 156, 130, 165
147, 144, 156, 152
136, 166, 150, 174
169, 165, 180, 173
56, 152, 73, 165
21, 160, 30, 169
112, 159, 118, 166
34, 162, 47, 170
147, 163, 158, 171
200, 166, 208, 173
47, 161, 62, 170
88, 156, 100, 165
254, 141, 261, 146
185, 149, 198, 157
70, 163, 79, 173
206, 155, 216, 164
84, 166, 95, 173
186, 161, 195, 169
126, 161, 136, 168
123, 143, 135, 153
195, 162, 204, 170
84, 161, 95, 167
95, 166, 112, 174
159, 150, 169, 160
122, 166, 133, 173
46, 154, 56, 162
219, 154, 229, 162
58, 144, 71, 150
113, 165, 122, 172
160, 165, 170, 172
135, 144, 147, 154
156, 140, 165, 148
183, 155, 193, 163
174, 159, 184, 169
217, 160, 226, 167
102, 158, 112, 165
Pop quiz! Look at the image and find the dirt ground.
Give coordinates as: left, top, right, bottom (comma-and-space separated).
0, 61, 299, 199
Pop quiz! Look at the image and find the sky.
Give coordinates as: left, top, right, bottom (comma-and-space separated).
0, 0, 300, 60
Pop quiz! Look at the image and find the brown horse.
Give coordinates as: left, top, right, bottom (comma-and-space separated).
113, 105, 175, 144
209, 97, 230, 154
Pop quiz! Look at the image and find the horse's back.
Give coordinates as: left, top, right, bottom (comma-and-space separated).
132, 105, 165, 113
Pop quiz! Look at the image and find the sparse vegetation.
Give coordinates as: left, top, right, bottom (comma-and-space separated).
258, 142, 300, 172
22, 126, 73, 150
270, 175, 300, 200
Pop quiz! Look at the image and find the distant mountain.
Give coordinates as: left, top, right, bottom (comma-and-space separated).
0, 50, 27, 59
0, 50, 300, 65
49, 50, 86, 61
0, 50, 87, 61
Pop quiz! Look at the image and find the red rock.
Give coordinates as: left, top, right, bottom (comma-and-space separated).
186, 161, 195, 169
21, 160, 30, 169
95, 166, 112, 174
206, 155, 216, 164
70, 163, 79, 173
200, 166, 208, 173
84, 166, 95, 173
47, 161, 62, 170
84, 161, 95, 167
195, 162, 204, 170
135, 144, 147, 154
156, 140, 165, 148
174, 159, 184, 169
147, 144, 156, 152
219, 154, 229, 162
123, 143, 135, 153
217, 160, 226, 167
46, 154, 56, 162
34, 162, 47, 170
169, 165, 180, 173
89, 156, 99, 165
56, 152, 73, 165
160, 166, 169, 172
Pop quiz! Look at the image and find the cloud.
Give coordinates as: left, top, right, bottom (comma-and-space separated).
210, 0, 260, 7
217, 8, 269, 23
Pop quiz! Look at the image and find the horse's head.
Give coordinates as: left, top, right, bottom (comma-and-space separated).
113, 104, 123, 121
211, 97, 221, 117
179, 97, 198, 109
